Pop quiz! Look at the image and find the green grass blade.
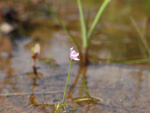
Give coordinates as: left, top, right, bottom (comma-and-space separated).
130, 17, 150, 57
88, 0, 110, 45
118, 58, 150, 64
146, 0, 150, 10
41, 0, 81, 53
77, 0, 87, 47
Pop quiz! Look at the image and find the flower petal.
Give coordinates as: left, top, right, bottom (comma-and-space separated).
74, 58, 80, 61
70, 47, 73, 51
34, 43, 40, 54
73, 52, 79, 56
70, 47, 80, 61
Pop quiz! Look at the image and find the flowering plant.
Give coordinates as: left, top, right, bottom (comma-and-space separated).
62, 47, 79, 104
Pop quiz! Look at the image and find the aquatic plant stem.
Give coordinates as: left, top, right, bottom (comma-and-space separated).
77, 0, 87, 48
32, 59, 36, 68
41, 0, 81, 54
62, 59, 72, 103
88, 0, 110, 45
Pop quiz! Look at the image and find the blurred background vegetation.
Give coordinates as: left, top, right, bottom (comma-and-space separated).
0, 0, 150, 63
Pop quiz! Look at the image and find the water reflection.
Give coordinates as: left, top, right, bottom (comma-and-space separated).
27, 63, 101, 112
29, 66, 55, 112
67, 64, 101, 112
67, 65, 83, 99
0, 58, 20, 94
0, 35, 20, 95
130, 68, 150, 112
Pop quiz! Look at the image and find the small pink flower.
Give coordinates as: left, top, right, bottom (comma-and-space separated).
70, 47, 79, 61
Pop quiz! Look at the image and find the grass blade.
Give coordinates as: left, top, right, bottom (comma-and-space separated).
77, 0, 87, 47
41, 0, 81, 53
88, 0, 110, 44
130, 17, 150, 57
118, 58, 150, 64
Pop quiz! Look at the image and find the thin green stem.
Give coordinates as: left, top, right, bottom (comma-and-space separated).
130, 17, 150, 57
41, 0, 81, 53
62, 59, 72, 103
77, 0, 87, 47
88, 0, 110, 45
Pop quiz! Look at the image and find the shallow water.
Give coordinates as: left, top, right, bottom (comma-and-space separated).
0, 0, 150, 112
0, 35, 150, 112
